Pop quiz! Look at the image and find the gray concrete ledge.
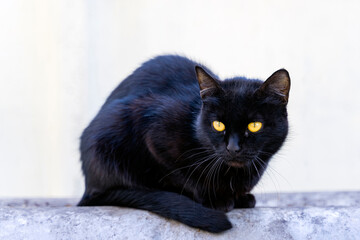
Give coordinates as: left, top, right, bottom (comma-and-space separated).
1, 192, 360, 240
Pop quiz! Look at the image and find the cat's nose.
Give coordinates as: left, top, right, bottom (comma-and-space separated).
227, 135, 241, 153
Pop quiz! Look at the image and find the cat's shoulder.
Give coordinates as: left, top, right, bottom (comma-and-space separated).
135, 55, 197, 76
143, 54, 196, 66
106, 55, 216, 102
138, 55, 217, 78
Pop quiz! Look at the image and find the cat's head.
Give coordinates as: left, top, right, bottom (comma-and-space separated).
195, 66, 290, 169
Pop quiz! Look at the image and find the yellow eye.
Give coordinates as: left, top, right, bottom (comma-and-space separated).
213, 121, 225, 132
248, 122, 262, 133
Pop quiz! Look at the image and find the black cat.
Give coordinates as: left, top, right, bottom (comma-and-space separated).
78, 55, 290, 233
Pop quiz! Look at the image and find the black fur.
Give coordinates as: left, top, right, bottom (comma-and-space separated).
78, 55, 290, 233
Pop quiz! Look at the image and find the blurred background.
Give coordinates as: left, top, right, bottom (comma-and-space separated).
0, 0, 359, 198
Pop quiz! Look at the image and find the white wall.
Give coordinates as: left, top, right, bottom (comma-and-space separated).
0, 0, 359, 197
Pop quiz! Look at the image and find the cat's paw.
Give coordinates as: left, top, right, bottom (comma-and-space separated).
204, 198, 235, 212
234, 193, 256, 208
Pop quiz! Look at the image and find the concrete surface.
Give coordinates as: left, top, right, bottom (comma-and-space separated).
1, 192, 360, 240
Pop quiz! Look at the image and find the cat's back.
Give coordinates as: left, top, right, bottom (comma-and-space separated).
106, 55, 216, 102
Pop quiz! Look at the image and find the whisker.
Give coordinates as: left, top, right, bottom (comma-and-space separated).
196, 155, 218, 207
251, 160, 261, 180
180, 155, 215, 195
208, 157, 222, 199
216, 157, 224, 191
254, 156, 281, 196
175, 147, 211, 162
229, 176, 234, 193
255, 156, 289, 186
159, 147, 213, 182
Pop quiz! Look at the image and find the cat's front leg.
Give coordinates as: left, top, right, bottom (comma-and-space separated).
234, 193, 256, 208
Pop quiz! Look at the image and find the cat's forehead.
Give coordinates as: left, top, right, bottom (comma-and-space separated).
222, 78, 263, 96
221, 79, 262, 105
203, 78, 271, 119
216, 79, 266, 120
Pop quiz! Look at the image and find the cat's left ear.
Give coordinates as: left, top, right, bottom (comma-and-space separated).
195, 66, 223, 99
259, 69, 291, 104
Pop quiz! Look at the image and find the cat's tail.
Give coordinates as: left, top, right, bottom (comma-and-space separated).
78, 188, 232, 233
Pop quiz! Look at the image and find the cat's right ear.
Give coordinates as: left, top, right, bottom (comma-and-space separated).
195, 66, 222, 99
258, 69, 291, 104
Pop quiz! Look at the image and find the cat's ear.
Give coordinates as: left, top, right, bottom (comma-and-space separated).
195, 66, 223, 99
259, 69, 291, 104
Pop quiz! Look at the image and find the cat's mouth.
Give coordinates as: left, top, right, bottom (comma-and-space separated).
225, 160, 247, 168
225, 154, 256, 168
